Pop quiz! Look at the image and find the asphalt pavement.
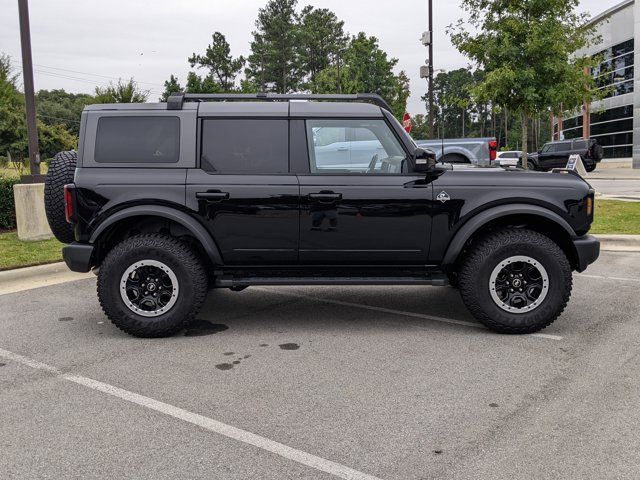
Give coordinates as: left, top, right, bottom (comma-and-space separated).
1, 251, 640, 479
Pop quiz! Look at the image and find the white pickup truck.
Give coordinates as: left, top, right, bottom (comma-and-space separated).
416, 137, 498, 166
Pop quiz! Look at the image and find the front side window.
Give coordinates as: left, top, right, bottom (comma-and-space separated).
95, 116, 180, 163
306, 119, 408, 174
201, 119, 288, 174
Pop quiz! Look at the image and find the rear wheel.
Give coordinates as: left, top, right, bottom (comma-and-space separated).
97, 234, 208, 338
458, 229, 572, 334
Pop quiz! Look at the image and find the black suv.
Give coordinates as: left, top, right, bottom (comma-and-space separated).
44, 93, 600, 338
525, 139, 604, 172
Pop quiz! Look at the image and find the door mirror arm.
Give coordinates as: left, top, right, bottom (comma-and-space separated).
413, 147, 448, 175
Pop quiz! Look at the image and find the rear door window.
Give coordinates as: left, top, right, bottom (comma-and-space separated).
95, 116, 180, 163
201, 119, 288, 174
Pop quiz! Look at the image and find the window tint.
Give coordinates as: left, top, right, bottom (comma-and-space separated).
95, 116, 180, 164
542, 144, 556, 153
573, 140, 588, 150
557, 142, 572, 152
201, 119, 288, 174
306, 119, 408, 174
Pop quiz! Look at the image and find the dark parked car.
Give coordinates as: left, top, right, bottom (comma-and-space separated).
44, 93, 599, 338
524, 139, 604, 172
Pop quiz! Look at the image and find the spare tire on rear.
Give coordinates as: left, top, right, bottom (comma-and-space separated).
44, 150, 77, 244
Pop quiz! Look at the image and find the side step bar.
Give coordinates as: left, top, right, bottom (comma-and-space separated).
214, 275, 449, 288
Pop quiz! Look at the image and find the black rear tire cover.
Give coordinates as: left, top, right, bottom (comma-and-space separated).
44, 150, 77, 244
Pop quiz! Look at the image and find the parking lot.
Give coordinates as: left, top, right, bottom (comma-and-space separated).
1, 250, 639, 480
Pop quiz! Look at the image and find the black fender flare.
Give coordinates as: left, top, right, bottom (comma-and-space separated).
441, 203, 576, 266
89, 205, 223, 264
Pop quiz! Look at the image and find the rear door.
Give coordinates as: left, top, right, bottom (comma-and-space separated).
186, 113, 299, 265
295, 118, 432, 265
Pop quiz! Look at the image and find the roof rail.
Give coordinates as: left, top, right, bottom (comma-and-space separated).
166, 92, 392, 112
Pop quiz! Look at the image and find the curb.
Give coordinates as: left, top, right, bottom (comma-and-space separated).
0, 262, 94, 296
596, 235, 640, 252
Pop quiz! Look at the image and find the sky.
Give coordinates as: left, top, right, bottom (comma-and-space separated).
0, 0, 625, 115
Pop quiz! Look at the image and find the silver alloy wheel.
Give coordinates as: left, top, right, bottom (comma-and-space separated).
489, 255, 549, 314
120, 260, 179, 317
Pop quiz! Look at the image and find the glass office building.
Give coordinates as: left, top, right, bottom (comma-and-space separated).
554, 0, 640, 167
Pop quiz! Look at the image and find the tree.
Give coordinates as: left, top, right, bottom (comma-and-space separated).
450, 0, 601, 168
296, 6, 348, 87
0, 55, 76, 162
160, 75, 182, 101
311, 33, 410, 119
188, 32, 245, 91
246, 0, 301, 92
36, 89, 95, 136
94, 78, 149, 103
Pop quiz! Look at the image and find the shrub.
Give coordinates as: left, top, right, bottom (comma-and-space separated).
0, 176, 20, 230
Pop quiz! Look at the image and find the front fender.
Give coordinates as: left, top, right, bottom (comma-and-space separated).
441, 203, 576, 266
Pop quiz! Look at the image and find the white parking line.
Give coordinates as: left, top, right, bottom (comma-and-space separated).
256, 288, 563, 341
0, 347, 382, 480
576, 273, 640, 283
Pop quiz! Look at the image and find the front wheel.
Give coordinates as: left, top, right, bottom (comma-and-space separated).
97, 234, 208, 337
458, 229, 572, 334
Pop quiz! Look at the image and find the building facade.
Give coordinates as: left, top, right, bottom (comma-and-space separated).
554, 0, 640, 167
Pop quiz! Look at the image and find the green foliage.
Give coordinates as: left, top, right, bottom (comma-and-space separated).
246, 0, 301, 93
36, 89, 95, 136
160, 75, 183, 101
0, 176, 20, 230
450, 0, 602, 161
296, 6, 349, 87
0, 55, 76, 164
94, 78, 149, 103
310, 33, 410, 118
189, 32, 245, 91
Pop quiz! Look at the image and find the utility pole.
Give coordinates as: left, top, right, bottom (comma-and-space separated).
420, 0, 435, 138
18, 0, 41, 180
427, 0, 434, 138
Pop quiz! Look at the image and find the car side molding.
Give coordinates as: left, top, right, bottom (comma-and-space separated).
442, 203, 576, 266
89, 205, 223, 264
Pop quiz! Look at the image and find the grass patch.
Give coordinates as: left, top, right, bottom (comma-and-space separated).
592, 200, 640, 235
0, 231, 63, 270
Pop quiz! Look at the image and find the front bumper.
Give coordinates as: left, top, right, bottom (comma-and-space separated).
62, 243, 95, 273
573, 235, 600, 272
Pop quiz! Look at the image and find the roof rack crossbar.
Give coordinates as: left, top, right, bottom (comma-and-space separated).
166, 92, 392, 112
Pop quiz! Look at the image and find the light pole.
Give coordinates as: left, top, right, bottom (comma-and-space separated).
427, 0, 434, 138
17, 0, 41, 181
420, 1, 435, 138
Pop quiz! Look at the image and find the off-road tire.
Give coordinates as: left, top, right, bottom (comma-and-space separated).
458, 229, 572, 334
97, 234, 208, 338
585, 162, 597, 173
44, 150, 77, 244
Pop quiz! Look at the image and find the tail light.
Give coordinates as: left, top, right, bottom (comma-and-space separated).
488, 140, 498, 162
63, 184, 76, 223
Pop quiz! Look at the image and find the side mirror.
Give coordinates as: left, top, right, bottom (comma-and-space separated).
413, 147, 437, 173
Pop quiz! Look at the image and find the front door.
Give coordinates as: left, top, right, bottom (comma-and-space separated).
297, 118, 432, 265
186, 118, 299, 265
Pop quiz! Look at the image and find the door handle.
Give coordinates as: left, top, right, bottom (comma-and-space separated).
196, 191, 230, 202
308, 192, 342, 203
337, 147, 349, 152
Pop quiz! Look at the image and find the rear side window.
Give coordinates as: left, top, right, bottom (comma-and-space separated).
573, 140, 588, 150
201, 119, 288, 174
557, 142, 572, 152
95, 116, 180, 163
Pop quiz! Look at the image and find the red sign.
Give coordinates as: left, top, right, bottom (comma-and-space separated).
402, 113, 412, 133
